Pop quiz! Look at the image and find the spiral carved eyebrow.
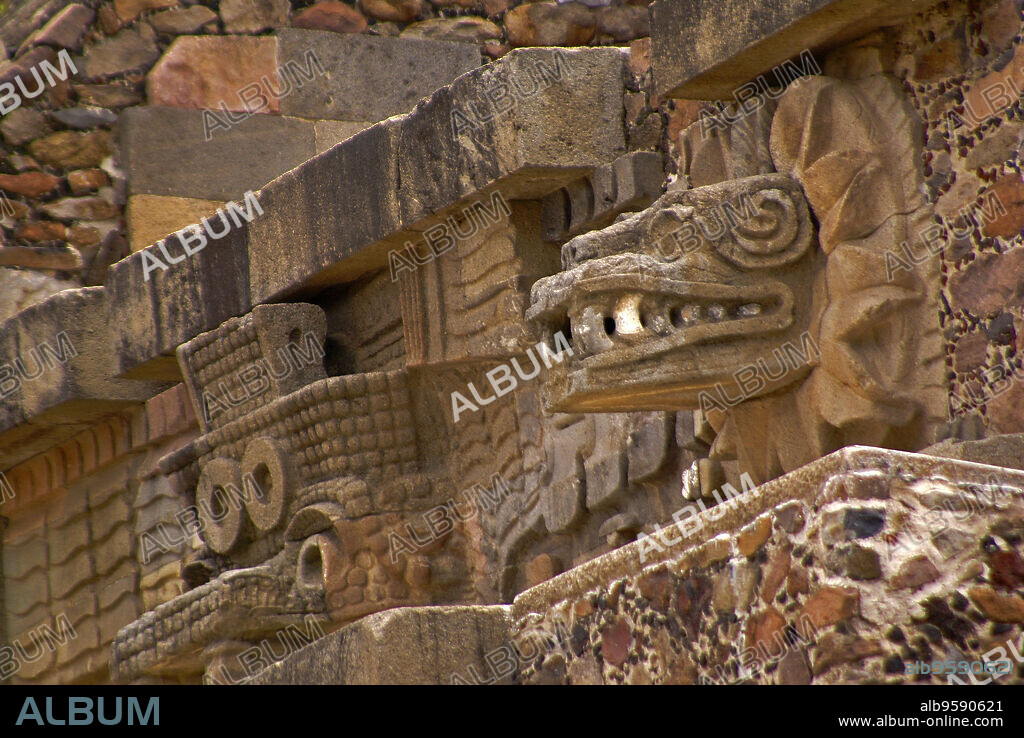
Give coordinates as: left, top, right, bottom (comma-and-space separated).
732, 189, 800, 255
644, 185, 812, 269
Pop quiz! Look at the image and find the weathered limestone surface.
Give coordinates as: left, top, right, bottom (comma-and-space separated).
541, 151, 665, 241
246, 606, 512, 684
650, 0, 945, 99
313, 120, 373, 153
924, 434, 1024, 471
3, 0, 1024, 689
126, 195, 226, 254
100, 46, 627, 382
0, 269, 77, 325
104, 224, 252, 381
277, 29, 483, 121
248, 47, 627, 304
529, 71, 945, 488
120, 107, 318, 201
0, 289, 168, 469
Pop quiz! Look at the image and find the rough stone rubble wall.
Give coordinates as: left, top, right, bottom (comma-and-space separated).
511, 451, 1024, 686
841, 0, 1024, 435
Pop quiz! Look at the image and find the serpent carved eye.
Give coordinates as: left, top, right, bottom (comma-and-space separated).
716, 187, 813, 269
733, 190, 798, 254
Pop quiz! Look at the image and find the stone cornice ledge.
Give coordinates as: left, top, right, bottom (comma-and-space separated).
0, 47, 630, 456
105, 46, 628, 380
650, 0, 945, 99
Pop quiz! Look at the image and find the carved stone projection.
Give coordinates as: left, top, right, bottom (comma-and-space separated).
110, 210, 698, 680
528, 75, 947, 490
93, 46, 706, 681
111, 303, 475, 682
396, 196, 695, 601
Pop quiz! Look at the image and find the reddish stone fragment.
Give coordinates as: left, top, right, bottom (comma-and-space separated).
628, 37, 651, 76
786, 565, 809, 597
777, 648, 812, 685
948, 248, 1024, 316
798, 586, 859, 636
746, 606, 787, 658
358, 0, 422, 22
293, 1, 368, 33
115, 0, 178, 24
988, 380, 1024, 434
67, 225, 101, 248
0, 172, 60, 199
890, 555, 940, 591
988, 550, 1024, 589
637, 567, 671, 610
761, 546, 791, 603
16, 221, 66, 242
980, 175, 1024, 241
505, 2, 595, 47
963, 44, 1024, 130
67, 169, 110, 196
968, 586, 1024, 622
954, 332, 989, 373
525, 553, 560, 587
599, 617, 633, 667
146, 36, 280, 114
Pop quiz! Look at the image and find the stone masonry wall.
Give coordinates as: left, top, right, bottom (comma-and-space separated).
887, 0, 1024, 436
1, 383, 198, 683
510, 450, 1024, 685
0, 0, 655, 325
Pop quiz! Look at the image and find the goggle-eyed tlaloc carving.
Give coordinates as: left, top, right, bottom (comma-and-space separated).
112, 304, 474, 682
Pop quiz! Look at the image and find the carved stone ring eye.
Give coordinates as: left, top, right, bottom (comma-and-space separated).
732, 189, 799, 255
717, 186, 813, 269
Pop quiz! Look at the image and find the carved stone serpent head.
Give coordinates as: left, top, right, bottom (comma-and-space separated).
529, 75, 947, 484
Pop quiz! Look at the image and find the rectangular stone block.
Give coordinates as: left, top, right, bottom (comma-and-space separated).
0, 289, 167, 467
245, 117, 403, 304
246, 605, 512, 685
247, 47, 627, 304
277, 29, 482, 122
126, 194, 225, 253
396, 47, 627, 221
120, 106, 317, 201
650, 0, 945, 99
314, 120, 372, 154
542, 151, 664, 241
105, 223, 252, 380
146, 35, 280, 113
